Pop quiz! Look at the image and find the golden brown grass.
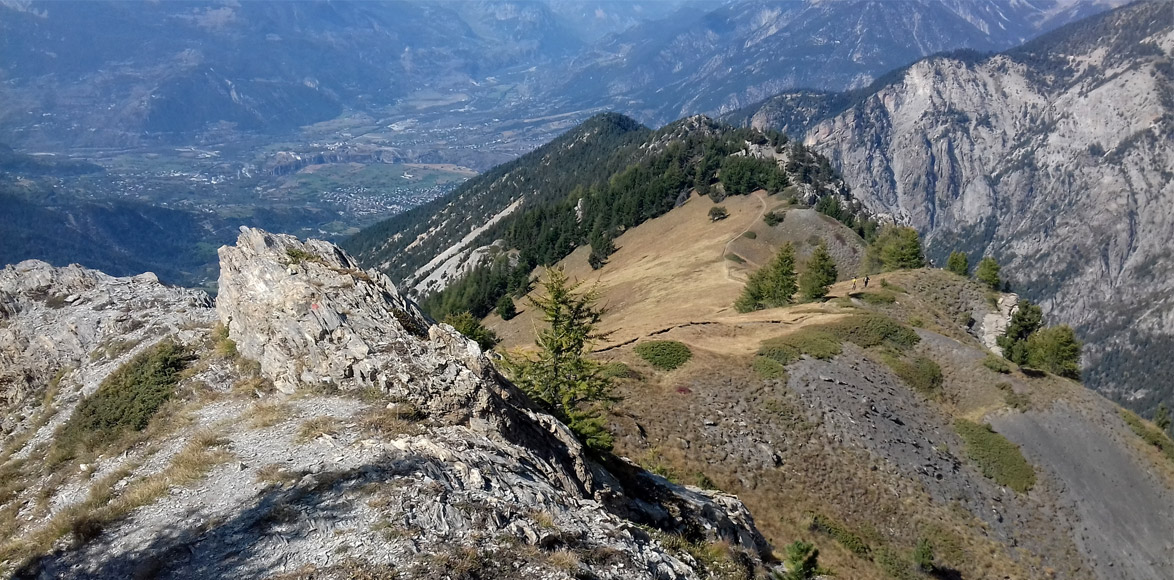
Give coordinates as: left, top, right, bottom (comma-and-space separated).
297, 416, 340, 443
0, 428, 232, 573
246, 401, 293, 429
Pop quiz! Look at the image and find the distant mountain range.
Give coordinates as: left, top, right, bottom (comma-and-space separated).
0, 0, 1123, 151
731, 0, 1174, 413
546, 0, 1127, 125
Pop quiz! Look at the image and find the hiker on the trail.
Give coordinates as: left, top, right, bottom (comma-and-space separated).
852, 277, 857, 290
864, 276, 870, 288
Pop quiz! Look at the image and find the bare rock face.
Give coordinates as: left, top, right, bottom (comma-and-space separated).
0, 260, 213, 433
802, 3, 1174, 406
208, 227, 770, 576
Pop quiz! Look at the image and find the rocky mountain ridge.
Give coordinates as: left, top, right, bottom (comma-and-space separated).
0, 228, 769, 579
549, 0, 1125, 126
738, 0, 1174, 412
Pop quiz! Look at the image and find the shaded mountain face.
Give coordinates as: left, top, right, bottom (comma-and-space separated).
0, 0, 585, 148
549, 0, 1124, 125
739, 1, 1174, 412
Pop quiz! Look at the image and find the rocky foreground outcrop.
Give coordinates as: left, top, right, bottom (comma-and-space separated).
0, 228, 769, 579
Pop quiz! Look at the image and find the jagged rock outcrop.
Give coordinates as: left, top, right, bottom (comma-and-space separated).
795, 2, 1174, 408
0, 229, 770, 579
0, 260, 213, 432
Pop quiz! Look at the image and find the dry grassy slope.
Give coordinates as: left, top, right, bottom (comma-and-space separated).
490, 189, 866, 354
488, 197, 1174, 580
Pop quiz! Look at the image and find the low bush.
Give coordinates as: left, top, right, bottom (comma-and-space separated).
635, 340, 693, 370
825, 314, 920, 350
758, 329, 843, 365
857, 291, 896, 305
600, 361, 639, 379
752, 356, 787, 380
954, 419, 1036, 492
982, 355, 1012, 373
1121, 410, 1174, 464
885, 355, 943, 396
741, 230, 757, 239
763, 211, 785, 227
810, 514, 870, 556
51, 340, 194, 464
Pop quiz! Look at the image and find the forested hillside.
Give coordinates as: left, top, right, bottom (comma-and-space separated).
345, 113, 874, 319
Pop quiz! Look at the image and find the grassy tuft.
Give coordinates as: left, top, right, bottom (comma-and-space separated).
634, 340, 693, 371
954, 419, 1036, 492
296, 416, 340, 443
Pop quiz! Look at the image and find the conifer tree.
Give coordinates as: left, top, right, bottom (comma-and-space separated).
975, 256, 1001, 290
501, 267, 614, 452
736, 243, 797, 312
946, 250, 969, 276
998, 300, 1043, 365
866, 226, 925, 272
1155, 403, 1172, 433
1025, 325, 1082, 379
799, 243, 838, 301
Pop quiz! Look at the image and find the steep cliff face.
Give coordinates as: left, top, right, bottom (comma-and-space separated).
0, 229, 768, 579
794, 2, 1174, 408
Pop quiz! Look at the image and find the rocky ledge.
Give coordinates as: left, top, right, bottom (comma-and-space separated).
1, 228, 770, 579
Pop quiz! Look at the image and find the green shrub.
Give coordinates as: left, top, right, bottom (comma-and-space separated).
874, 547, 916, 580
1120, 410, 1174, 464
634, 341, 693, 370
708, 206, 729, 221
763, 210, 785, 227
954, 419, 1036, 492
758, 329, 843, 364
810, 514, 870, 556
741, 230, 757, 239
982, 355, 1012, 373
858, 291, 896, 305
825, 314, 920, 350
285, 247, 320, 265
442, 311, 500, 351
758, 315, 918, 367
913, 538, 935, 572
726, 253, 746, 264
752, 356, 787, 380
885, 355, 943, 396
52, 340, 194, 464
600, 361, 639, 380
